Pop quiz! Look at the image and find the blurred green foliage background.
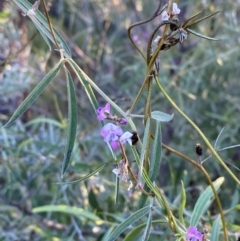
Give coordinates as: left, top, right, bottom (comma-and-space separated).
0, 0, 239, 240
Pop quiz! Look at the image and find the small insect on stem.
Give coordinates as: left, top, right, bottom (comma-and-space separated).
131, 131, 139, 146
195, 143, 203, 164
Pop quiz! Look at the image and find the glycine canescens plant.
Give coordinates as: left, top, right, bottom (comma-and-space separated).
3, 0, 240, 240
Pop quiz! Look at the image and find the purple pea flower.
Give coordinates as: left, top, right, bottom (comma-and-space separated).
101, 123, 123, 142
186, 227, 203, 241
97, 103, 111, 121
101, 123, 133, 149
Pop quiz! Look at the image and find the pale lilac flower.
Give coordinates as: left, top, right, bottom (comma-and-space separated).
119, 131, 133, 145
161, 10, 169, 21
172, 3, 181, 15
186, 227, 203, 241
97, 103, 111, 121
101, 123, 123, 142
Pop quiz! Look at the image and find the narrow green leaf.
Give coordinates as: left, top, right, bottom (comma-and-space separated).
56, 163, 107, 184
137, 118, 150, 209
13, 0, 72, 57
149, 121, 162, 182
108, 206, 150, 241
187, 11, 220, 29
137, 185, 150, 210
61, 70, 78, 177
4, 61, 62, 127
142, 211, 152, 241
102, 226, 115, 241
182, 10, 204, 28
124, 220, 167, 241
24, 118, 64, 128
187, 28, 220, 41
115, 174, 120, 206
33, 205, 102, 222
214, 127, 225, 150
210, 215, 221, 241
151, 111, 174, 122
190, 177, 224, 226
179, 181, 186, 226
67, 59, 99, 112
152, 206, 163, 216
131, 146, 165, 209
139, 118, 150, 178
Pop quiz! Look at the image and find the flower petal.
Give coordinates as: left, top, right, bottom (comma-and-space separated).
101, 123, 123, 142
172, 3, 181, 15
119, 131, 133, 145
161, 11, 169, 21
97, 103, 111, 120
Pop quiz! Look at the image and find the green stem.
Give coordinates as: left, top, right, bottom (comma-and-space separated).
161, 143, 228, 241
155, 76, 240, 186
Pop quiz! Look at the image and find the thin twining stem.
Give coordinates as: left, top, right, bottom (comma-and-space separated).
154, 75, 240, 187
127, 1, 166, 61
161, 143, 228, 241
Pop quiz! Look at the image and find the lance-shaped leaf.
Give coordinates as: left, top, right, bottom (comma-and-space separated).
137, 118, 150, 208
179, 181, 186, 226
186, 11, 220, 29
187, 28, 220, 41
57, 163, 107, 184
33, 205, 102, 223
4, 61, 63, 128
13, 0, 72, 57
142, 211, 152, 241
182, 10, 205, 29
151, 111, 174, 122
108, 206, 150, 241
115, 174, 120, 206
149, 121, 162, 182
210, 215, 221, 241
67, 59, 99, 112
190, 177, 224, 226
61, 70, 78, 177
124, 219, 167, 241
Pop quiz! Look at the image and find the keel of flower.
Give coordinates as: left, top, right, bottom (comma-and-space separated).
119, 131, 133, 145
186, 227, 203, 241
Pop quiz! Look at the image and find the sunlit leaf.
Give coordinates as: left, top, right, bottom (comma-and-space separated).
190, 177, 224, 226
4, 61, 63, 127
151, 111, 174, 122
108, 206, 150, 241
